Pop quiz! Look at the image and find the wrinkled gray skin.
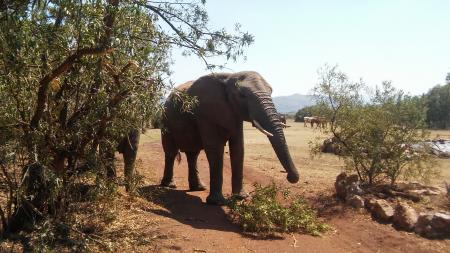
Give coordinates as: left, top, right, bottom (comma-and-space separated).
102, 129, 140, 191
160, 71, 300, 205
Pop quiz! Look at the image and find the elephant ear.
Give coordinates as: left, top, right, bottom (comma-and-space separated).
189, 75, 238, 132
224, 77, 244, 118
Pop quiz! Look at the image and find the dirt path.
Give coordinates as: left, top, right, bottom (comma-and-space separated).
126, 138, 450, 253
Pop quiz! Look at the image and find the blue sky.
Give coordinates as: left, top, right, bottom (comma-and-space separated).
170, 1, 450, 96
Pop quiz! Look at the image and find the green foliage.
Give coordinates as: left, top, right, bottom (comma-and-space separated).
312, 65, 437, 186
0, 0, 252, 235
424, 83, 450, 129
171, 88, 199, 114
294, 105, 321, 122
228, 183, 329, 236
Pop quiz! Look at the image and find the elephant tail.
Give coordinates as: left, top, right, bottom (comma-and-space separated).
176, 151, 182, 164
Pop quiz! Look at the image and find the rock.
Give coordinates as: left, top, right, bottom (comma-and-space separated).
395, 182, 444, 196
335, 172, 364, 201
346, 195, 365, 209
321, 137, 342, 155
335, 172, 347, 200
347, 182, 364, 196
415, 212, 450, 238
366, 198, 394, 221
346, 174, 359, 184
415, 213, 434, 237
430, 213, 450, 234
407, 189, 441, 196
392, 202, 418, 231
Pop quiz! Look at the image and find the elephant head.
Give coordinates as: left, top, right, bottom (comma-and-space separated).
223, 71, 299, 183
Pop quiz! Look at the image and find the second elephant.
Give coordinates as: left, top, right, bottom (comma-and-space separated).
160, 71, 300, 205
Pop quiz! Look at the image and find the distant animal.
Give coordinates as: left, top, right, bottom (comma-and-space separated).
279, 114, 286, 124
161, 71, 300, 205
304, 116, 327, 129
278, 114, 290, 128
316, 116, 328, 129
303, 116, 314, 127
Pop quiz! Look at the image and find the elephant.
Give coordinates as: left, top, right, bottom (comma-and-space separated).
279, 114, 286, 124
278, 113, 290, 128
160, 71, 300, 205
97, 129, 140, 191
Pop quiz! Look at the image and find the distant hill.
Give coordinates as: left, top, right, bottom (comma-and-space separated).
273, 94, 315, 113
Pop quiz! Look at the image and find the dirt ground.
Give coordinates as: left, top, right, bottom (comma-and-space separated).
106, 120, 449, 253
3, 121, 449, 253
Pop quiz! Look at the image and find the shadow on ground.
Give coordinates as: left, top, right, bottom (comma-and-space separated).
139, 185, 239, 233
138, 185, 286, 240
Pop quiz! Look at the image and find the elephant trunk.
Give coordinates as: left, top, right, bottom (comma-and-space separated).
251, 92, 299, 183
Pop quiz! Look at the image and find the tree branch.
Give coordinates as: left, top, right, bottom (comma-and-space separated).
30, 47, 113, 129
136, 2, 202, 51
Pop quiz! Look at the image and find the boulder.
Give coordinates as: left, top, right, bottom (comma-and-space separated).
335, 172, 364, 201
346, 195, 365, 209
430, 213, 450, 234
415, 212, 450, 238
392, 202, 418, 231
347, 182, 364, 196
407, 189, 441, 196
321, 137, 341, 155
366, 198, 394, 221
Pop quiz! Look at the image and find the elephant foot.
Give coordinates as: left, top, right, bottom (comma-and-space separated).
206, 193, 228, 206
160, 178, 177, 189
232, 190, 249, 200
189, 181, 207, 191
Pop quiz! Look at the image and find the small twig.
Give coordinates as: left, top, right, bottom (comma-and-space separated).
291, 233, 299, 248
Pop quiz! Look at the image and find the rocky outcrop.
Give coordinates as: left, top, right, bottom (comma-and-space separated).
334, 173, 449, 239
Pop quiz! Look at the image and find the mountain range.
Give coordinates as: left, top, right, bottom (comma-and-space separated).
272, 93, 315, 114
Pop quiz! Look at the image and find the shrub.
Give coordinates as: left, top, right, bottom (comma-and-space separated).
312, 65, 438, 186
228, 183, 329, 236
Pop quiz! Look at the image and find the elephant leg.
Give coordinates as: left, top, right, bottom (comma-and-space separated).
119, 129, 140, 191
229, 123, 248, 199
99, 142, 116, 178
186, 151, 206, 191
204, 145, 226, 205
160, 131, 177, 188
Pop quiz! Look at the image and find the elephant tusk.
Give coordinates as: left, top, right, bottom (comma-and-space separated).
252, 120, 273, 137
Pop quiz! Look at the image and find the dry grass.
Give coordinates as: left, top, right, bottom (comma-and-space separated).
143, 119, 450, 189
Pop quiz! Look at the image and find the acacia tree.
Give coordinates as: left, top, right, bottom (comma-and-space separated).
312, 65, 437, 186
0, 0, 253, 233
